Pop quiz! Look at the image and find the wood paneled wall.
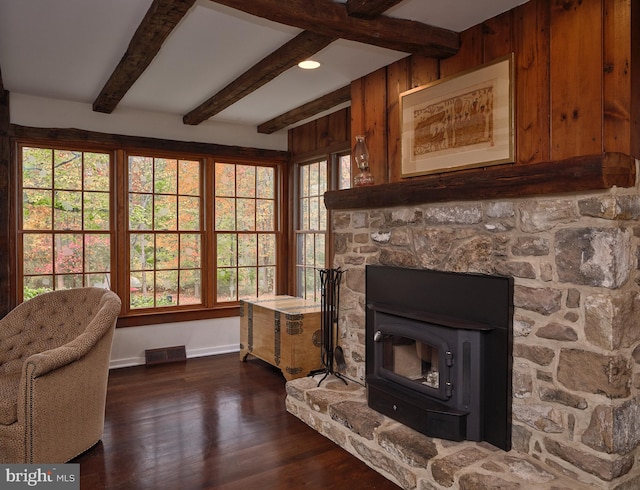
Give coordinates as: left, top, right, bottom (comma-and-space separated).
288, 107, 351, 159
351, 0, 640, 184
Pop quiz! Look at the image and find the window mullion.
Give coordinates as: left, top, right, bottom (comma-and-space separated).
115, 149, 128, 309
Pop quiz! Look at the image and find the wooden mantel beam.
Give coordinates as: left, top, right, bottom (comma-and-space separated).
324, 154, 637, 210
93, 0, 196, 114
208, 0, 460, 58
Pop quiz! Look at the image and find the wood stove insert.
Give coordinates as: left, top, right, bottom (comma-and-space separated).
365, 266, 513, 451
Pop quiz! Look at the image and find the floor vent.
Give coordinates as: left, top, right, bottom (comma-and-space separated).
145, 345, 187, 365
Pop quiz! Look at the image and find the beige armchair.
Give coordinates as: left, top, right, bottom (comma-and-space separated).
0, 287, 121, 463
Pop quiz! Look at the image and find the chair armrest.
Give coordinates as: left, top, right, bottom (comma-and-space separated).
18, 333, 114, 463
23, 320, 115, 379
23, 345, 84, 379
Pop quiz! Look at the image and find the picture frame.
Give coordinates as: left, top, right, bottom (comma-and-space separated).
400, 54, 514, 177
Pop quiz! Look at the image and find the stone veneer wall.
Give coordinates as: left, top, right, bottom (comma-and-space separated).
324, 182, 640, 488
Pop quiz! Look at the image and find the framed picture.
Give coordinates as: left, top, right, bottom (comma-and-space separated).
400, 54, 514, 177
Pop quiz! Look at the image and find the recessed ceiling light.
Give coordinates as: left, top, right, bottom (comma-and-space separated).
298, 60, 321, 70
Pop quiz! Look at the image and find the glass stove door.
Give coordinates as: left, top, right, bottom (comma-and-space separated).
381, 334, 442, 390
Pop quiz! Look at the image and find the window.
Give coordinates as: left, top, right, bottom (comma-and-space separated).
338, 153, 352, 190
294, 152, 351, 302
128, 155, 202, 309
20, 147, 112, 299
214, 162, 277, 302
295, 159, 327, 302
17, 143, 281, 321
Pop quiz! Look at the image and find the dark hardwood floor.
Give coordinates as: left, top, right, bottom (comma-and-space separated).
74, 353, 400, 489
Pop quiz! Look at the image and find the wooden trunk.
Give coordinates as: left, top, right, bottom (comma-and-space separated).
239, 296, 322, 381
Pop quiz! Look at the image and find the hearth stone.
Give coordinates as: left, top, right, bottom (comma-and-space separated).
286, 375, 592, 489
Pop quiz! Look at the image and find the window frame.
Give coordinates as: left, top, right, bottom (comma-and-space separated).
123, 150, 207, 314
13, 138, 287, 327
294, 157, 328, 302
18, 144, 116, 299
291, 149, 351, 301
212, 161, 280, 303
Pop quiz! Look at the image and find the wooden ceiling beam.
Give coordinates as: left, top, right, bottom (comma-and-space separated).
94, 0, 458, 128
208, 0, 459, 58
183, 31, 335, 125
92, 0, 196, 114
257, 85, 351, 134
189, 0, 439, 128
345, 0, 404, 19
252, 0, 404, 133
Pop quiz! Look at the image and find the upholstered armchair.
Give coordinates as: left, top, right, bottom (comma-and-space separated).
0, 287, 121, 463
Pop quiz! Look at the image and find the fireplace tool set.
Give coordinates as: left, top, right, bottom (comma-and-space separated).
309, 268, 348, 386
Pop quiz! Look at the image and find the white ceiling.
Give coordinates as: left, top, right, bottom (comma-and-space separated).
0, 0, 527, 133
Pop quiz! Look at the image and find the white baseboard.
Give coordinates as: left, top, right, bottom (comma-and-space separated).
188, 344, 240, 359
110, 357, 144, 369
109, 344, 240, 370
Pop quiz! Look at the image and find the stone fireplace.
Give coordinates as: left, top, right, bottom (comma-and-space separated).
286, 179, 640, 489
287, 178, 640, 489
